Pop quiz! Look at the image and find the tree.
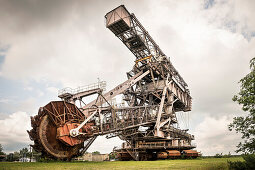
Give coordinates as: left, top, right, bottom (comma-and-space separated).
92, 151, 100, 155
13, 151, 20, 161
19, 147, 29, 162
229, 57, 255, 154
109, 152, 116, 160
20, 147, 29, 156
30, 148, 42, 162
0, 144, 5, 155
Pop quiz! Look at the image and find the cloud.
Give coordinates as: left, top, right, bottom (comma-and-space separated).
17, 97, 37, 115
213, 0, 255, 35
87, 136, 122, 154
193, 115, 241, 156
36, 90, 44, 97
149, 0, 255, 118
0, 111, 31, 153
0, 98, 11, 103
46, 86, 58, 94
24, 86, 33, 91
0, 0, 143, 88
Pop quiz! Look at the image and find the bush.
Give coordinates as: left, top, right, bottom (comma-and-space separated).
228, 160, 247, 170
243, 154, 255, 169
223, 152, 232, 158
228, 154, 255, 170
214, 153, 223, 158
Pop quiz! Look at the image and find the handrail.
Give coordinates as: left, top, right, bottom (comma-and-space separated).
58, 81, 106, 96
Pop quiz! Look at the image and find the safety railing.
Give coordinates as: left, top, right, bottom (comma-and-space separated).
58, 81, 106, 96
136, 141, 166, 148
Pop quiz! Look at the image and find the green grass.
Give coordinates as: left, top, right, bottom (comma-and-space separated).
0, 157, 243, 170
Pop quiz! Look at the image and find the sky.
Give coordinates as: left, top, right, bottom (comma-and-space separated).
0, 0, 255, 156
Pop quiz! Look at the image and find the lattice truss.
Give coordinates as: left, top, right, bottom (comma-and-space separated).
28, 5, 196, 161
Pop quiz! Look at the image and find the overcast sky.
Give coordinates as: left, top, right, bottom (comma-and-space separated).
0, 0, 254, 156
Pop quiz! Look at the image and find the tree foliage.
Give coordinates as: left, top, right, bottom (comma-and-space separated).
20, 147, 29, 156
0, 144, 5, 155
228, 154, 255, 170
92, 151, 100, 155
229, 57, 255, 153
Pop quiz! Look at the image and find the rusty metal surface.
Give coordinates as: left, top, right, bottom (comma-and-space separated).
28, 101, 85, 159
28, 5, 198, 161
157, 152, 168, 159
167, 150, 181, 158
39, 115, 81, 159
182, 150, 199, 158
57, 123, 83, 146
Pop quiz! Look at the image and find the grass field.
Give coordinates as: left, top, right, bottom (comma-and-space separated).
0, 157, 243, 170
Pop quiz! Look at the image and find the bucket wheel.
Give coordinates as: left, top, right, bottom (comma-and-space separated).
27, 101, 85, 160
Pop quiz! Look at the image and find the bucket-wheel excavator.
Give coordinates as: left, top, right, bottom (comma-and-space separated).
28, 5, 198, 161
